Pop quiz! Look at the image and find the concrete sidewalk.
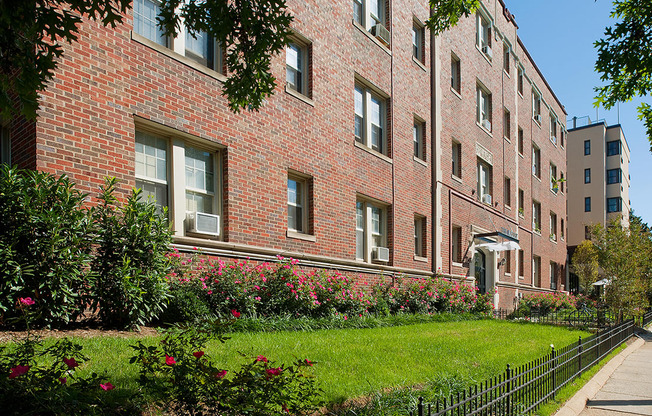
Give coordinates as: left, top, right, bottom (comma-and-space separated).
555, 328, 652, 416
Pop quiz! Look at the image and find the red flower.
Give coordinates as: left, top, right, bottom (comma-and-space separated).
165, 355, 176, 366
256, 355, 268, 362
59, 377, 67, 384
231, 309, 241, 318
304, 359, 313, 366
100, 382, 115, 391
266, 367, 282, 377
63, 357, 79, 369
19, 297, 35, 306
193, 351, 205, 359
215, 370, 227, 379
9, 365, 30, 379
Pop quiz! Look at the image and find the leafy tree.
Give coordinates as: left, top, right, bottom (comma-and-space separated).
0, 0, 292, 119
570, 240, 599, 294
594, 0, 652, 152
425, 0, 479, 35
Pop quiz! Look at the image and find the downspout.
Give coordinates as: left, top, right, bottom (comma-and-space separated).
430, 7, 438, 276
390, 0, 396, 270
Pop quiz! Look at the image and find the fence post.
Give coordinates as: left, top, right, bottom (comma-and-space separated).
578, 336, 583, 377
418, 397, 424, 416
551, 346, 557, 398
506, 364, 512, 415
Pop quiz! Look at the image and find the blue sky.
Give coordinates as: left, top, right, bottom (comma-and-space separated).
506, 0, 652, 225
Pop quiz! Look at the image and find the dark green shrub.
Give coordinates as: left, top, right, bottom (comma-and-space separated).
159, 279, 213, 324
0, 166, 92, 326
91, 177, 172, 327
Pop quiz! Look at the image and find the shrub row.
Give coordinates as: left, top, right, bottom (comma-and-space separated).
516, 292, 578, 315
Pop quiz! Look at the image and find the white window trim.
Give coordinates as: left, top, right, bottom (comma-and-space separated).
354, 0, 387, 31
414, 215, 426, 258
287, 172, 311, 235
414, 116, 426, 161
356, 197, 389, 263
355, 79, 389, 156
476, 82, 492, 131
476, 9, 493, 59
477, 159, 492, 203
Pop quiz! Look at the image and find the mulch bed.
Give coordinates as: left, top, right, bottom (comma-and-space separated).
0, 326, 159, 343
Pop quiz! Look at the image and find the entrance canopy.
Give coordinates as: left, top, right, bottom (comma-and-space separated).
475, 240, 521, 252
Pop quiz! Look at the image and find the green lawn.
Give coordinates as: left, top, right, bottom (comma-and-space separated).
64, 319, 589, 405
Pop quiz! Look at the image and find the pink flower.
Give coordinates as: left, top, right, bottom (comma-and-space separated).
231, 309, 241, 318
165, 355, 176, 366
215, 370, 227, 379
63, 357, 79, 369
19, 297, 35, 306
256, 355, 268, 362
193, 351, 205, 359
304, 359, 313, 366
100, 382, 115, 391
266, 367, 282, 377
59, 377, 67, 384
9, 365, 30, 379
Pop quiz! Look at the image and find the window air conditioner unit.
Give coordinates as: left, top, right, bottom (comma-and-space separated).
482, 45, 493, 59
534, 114, 542, 123
372, 246, 390, 262
187, 212, 220, 236
371, 23, 390, 46
482, 119, 492, 131
482, 194, 492, 205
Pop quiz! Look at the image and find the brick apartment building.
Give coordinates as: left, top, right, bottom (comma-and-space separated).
2, 0, 568, 310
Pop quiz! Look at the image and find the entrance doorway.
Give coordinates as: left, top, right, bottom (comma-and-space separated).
474, 251, 487, 294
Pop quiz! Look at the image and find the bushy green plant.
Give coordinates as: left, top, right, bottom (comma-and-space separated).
0, 166, 92, 326
517, 292, 577, 315
91, 177, 173, 327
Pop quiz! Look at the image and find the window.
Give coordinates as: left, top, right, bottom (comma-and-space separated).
503, 43, 510, 73
518, 127, 524, 154
560, 172, 565, 193
504, 250, 511, 274
504, 177, 511, 207
185, 30, 220, 70
414, 215, 426, 258
532, 90, 541, 122
288, 174, 312, 234
561, 218, 565, 240
518, 188, 524, 216
476, 11, 492, 58
607, 197, 622, 213
356, 198, 389, 262
532, 144, 540, 178
355, 82, 388, 155
549, 163, 557, 192
0, 126, 10, 165
607, 140, 621, 156
584, 140, 591, 155
585, 197, 591, 212
532, 200, 541, 233
135, 129, 222, 236
533, 255, 541, 287
134, 0, 168, 46
477, 159, 492, 203
452, 225, 462, 263
354, 0, 386, 32
549, 114, 557, 144
584, 168, 591, 184
607, 168, 622, 184
476, 83, 492, 131
452, 141, 461, 178
413, 21, 425, 63
550, 211, 557, 241
286, 40, 311, 97
414, 118, 425, 161
518, 249, 524, 277
561, 129, 566, 148
517, 67, 524, 95
550, 262, 557, 290
503, 108, 511, 139
451, 54, 461, 93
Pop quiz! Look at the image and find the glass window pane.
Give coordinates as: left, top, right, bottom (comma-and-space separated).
185, 146, 214, 193
135, 131, 167, 182
186, 191, 214, 214
185, 31, 214, 68
133, 0, 166, 46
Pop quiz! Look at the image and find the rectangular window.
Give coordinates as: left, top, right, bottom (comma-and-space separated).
518, 249, 524, 277
414, 118, 425, 161
606, 168, 622, 184
550, 262, 557, 290
452, 225, 462, 263
476, 83, 492, 131
504, 250, 511, 274
606, 140, 621, 156
286, 40, 311, 97
133, 0, 168, 46
532, 200, 541, 233
561, 129, 566, 148
185, 146, 216, 215
451, 54, 461, 93
517, 67, 524, 95
288, 174, 311, 234
185, 30, 221, 71
550, 211, 557, 241
414, 215, 426, 258
532, 90, 541, 122
532, 144, 541, 178
560, 172, 565, 193
518, 188, 524, 217
476, 11, 492, 58
518, 127, 524, 155
413, 21, 425, 63
607, 197, 622, 213
503, 108, 511, 139
533, 255, 541, 287
584, 140, 591, 155
0, 126, 10, 165
477, 159, 492, 203
452, 141, 461, 178
550, 163, 557, 192
585, 197, 591, 212
503, 43, 510, 73
549, 114, 557, 145
584, 168, 591, 184
354, 0, 387, 32
135, 131, 169, 214
356, 198, 389, 263
355, 82, 388, 155
504, 177, 511, 207
561, 218, 565, 240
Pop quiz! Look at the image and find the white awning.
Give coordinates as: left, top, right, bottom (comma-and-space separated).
475, 241, 521, 252
592, 278, 611, 286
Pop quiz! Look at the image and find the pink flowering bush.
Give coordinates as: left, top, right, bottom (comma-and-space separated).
518, 292, 578, 315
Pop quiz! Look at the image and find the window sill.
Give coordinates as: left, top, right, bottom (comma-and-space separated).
518, 91, 523, 99
476, 121, 493, 137
504, 136, 511, 143
518, 152, 524, 159
549, 238, 557, 244
414, 255, 428, 263
518, 275, 525, 280
354, 141, 393, 164
505, 272, 511, 277
532, 118, 542, 128
285, 85, 315, 106
533, 175, 541, 183
476, 45, 493, 65
503, 69, 510, 78
505, 205, 511, 211
518, 213, 524, 219
451, 174, 462, 184
412, 56, 427, 71
533, 230, 542, 236
287, 230, 317, 242
352, 20, 391, 55
451, 87, 462, 100
131, 32, 227, 83
413, 155, 427, 167
452, 261, 464, 268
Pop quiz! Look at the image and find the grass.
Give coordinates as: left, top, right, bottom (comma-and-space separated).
56, 319, 589, 406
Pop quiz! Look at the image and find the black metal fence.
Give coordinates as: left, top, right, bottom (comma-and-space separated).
492, 307, 615, 329
410, 310, 652, 416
